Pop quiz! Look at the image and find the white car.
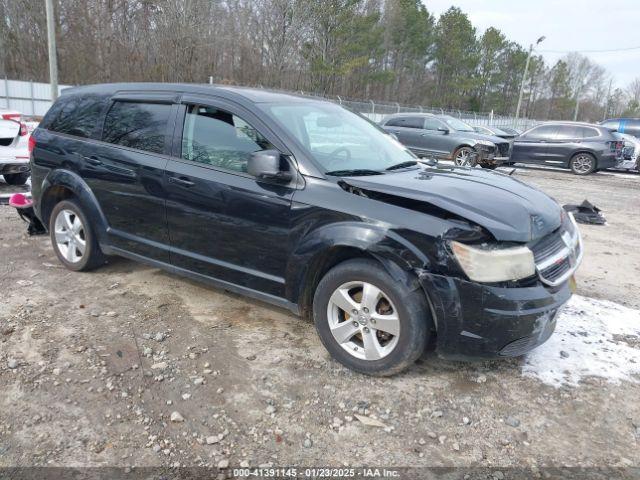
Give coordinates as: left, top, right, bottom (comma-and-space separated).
0, 109, 32, 185
615, 132, 640, 171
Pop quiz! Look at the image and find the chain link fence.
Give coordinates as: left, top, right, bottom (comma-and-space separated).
324, 96, 539, 131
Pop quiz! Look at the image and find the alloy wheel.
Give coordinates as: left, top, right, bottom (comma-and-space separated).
572, 154, 594, 174
326, 281, 400, 361
454, 148, 474, 166
54, 209, 86, 263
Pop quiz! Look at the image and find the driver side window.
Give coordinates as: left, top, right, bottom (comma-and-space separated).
181, 105, 274, 173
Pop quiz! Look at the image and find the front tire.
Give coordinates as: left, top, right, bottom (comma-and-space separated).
3, 172, 30, 185
453, 146, 476, 167
313, 259, 430, 376
569, 153, 596, 175
49, 199, 106, 271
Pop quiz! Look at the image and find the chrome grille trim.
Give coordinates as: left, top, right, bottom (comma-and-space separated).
531, 213, 583, 287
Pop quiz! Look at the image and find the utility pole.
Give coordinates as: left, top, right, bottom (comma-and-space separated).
45, 0, 58, 101
515, 36, 545, 123
573, 82, 583, 121
603, 79, 613, 121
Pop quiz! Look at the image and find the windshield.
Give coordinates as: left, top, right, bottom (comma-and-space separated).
260, 102, 416, 172
441, 116, 475, 132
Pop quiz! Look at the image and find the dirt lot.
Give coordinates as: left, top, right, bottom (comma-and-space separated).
1, 166, 639, 472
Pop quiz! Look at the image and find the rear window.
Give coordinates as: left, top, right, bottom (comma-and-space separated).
102, 102, 172, 154
385, 117, 424, 129
46, 94, 109, 138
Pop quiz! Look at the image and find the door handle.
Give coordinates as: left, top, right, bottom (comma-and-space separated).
168, 176, 195, 187
83, 155, 102, 166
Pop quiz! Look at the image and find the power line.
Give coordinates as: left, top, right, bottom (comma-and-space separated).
539, 45, 640, 54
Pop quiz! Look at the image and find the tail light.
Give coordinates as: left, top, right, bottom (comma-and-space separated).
19, 122, 28, 136
28, 135, 36, 154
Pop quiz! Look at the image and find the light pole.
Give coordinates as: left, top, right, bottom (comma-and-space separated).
45, 0, 58, 101
515, 36, 545, 123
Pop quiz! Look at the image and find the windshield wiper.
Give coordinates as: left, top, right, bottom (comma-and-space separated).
385, 161, 418, 171
325, 169, 382, 177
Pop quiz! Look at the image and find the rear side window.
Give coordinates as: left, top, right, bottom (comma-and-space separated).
102, 102, 171, 154
47, 94, 109, 138
385, 117, 424, 129
524, 125, 557, 139
577, 127, 600, 138
554, 126, 580, 139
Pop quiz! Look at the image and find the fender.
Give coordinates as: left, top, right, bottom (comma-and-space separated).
285, 221, 430, 306
38, 169, 110, 247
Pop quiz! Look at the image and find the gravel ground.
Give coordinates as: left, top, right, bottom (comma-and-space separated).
0, 166, 639, 471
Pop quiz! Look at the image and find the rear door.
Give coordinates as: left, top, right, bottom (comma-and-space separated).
382, 116, 426, 154
163, 95, 297, 299
87, 94, 178, 262
543, 125, 581, 165
511, 125, 558, 164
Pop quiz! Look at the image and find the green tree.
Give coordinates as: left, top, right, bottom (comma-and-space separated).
433, 7, 479, 109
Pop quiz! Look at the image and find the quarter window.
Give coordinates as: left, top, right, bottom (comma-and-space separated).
181, 105, 274, 173
102, 102, 171, 154
48, 94, 109, 139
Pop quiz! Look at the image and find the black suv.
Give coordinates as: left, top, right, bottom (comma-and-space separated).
511, 122, 622, 175
30, 83, 582, 375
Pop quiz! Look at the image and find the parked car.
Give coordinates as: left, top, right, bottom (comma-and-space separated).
510, 122, 623, 175
614, 132, 640, 171
30, 83, 582, 375
472, 125, 517, 140
380, 113, 511, 168
0, 109, 31, 185
600, 117, 640, 139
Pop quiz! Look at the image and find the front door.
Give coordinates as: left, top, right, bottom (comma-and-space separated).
163, 98, 297, 299
511, 125, 558, 164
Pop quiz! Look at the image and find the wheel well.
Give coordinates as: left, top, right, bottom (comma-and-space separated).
41, 185, 75, 227
570, 150, 597, 161
298, 246, 375, 320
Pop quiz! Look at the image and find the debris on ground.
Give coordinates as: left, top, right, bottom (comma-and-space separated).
563, 200, 606, 225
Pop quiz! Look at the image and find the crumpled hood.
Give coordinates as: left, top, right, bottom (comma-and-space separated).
345, 166, 562, 242
453, 130, 508, 146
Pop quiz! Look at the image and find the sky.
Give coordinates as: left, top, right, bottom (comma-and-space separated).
424, 0, 640, 90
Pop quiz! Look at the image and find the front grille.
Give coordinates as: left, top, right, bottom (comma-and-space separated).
531, 231, 565, 264
529, 215, 582, 287
497, 142, 510, 157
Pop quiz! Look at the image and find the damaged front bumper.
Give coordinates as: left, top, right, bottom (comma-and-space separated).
418, 272, 572, 360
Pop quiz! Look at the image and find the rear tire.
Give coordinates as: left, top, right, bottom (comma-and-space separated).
49, 199, 106, 271
3, 172, 30, 185
569, 153, 596, 175
312, 258, 430, 376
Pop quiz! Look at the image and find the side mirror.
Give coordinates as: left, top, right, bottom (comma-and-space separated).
438, 127, 450, 134
247, 150, 293, 182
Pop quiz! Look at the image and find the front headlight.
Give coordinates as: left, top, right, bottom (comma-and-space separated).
450, 241, 535, 283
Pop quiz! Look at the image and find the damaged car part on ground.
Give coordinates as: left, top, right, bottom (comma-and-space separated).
29, 83, 583, 375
